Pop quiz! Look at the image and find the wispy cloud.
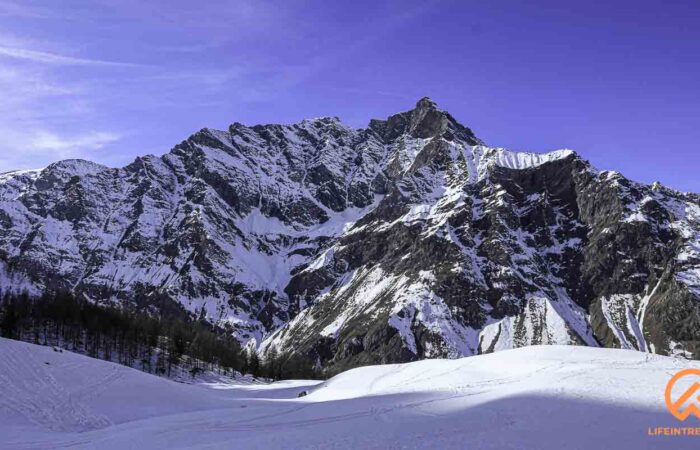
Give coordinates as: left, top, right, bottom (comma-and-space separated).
0, 45, 126, 170
30, 130, 121, 152
0, 126, 123, 170
0, 45, 143, 67
0, 1, 54, 19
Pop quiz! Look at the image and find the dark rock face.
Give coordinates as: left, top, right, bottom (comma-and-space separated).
1, 98, 699, 370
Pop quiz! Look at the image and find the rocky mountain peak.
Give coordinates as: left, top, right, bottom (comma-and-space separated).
369, 97, 481, 145
414, 96, 438, 111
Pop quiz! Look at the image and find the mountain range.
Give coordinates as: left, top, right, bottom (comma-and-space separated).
1, 97, 698, 372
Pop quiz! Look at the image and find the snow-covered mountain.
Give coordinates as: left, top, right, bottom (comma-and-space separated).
1, 98, 699, 370
1, 338, 697, 449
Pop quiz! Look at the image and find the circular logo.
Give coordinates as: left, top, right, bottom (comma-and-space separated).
665, 368, 700, 421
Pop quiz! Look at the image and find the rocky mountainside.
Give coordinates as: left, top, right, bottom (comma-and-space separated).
1, 98, 699, 371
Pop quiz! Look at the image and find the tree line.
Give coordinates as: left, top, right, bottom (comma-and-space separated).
0, 290, 320, 381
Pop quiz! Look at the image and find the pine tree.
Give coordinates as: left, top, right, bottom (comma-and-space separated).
0, 294, 18, 338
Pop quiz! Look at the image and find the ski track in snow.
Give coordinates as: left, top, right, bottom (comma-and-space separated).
1, 338, 699, 449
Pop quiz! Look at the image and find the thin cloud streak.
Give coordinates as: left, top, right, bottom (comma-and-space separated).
30, 130, 121, 152
0, 126, 123, 171
0, 1, 53, 19
0, 45, 144, 67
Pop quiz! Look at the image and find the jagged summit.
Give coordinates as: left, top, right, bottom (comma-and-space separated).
192, 99, 480, 154
415, 96, 439, 110
368, 97, 481, 144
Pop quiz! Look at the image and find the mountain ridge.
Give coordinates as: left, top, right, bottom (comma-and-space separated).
1, 98, 699, 372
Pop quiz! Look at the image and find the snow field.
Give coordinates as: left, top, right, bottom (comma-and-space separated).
2, 338, 698, 449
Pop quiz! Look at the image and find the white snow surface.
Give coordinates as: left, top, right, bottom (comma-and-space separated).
1, 338, 697, 449
492, 148, 575, 170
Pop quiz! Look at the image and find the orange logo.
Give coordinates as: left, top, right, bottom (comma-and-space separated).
665, 369, 700, 421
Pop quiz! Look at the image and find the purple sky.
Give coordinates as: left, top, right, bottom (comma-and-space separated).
1, 0, 698, 191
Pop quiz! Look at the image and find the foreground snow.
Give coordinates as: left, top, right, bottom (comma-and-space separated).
1, 338, 698, 449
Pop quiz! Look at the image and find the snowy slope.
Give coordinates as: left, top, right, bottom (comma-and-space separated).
1, 338, 698, 449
